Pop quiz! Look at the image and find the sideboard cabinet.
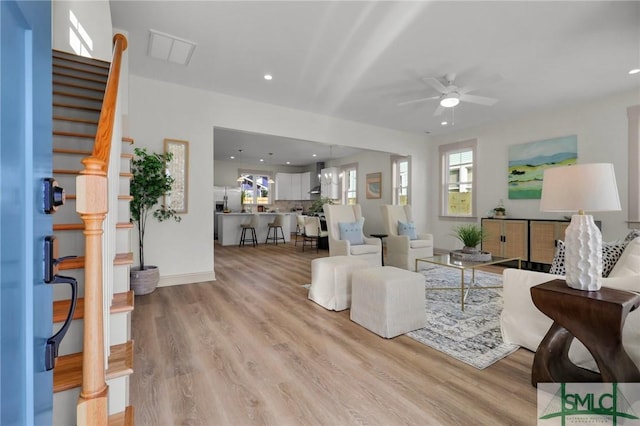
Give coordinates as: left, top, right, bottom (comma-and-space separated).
481, 219, 528, 260
529, 221, 569, 264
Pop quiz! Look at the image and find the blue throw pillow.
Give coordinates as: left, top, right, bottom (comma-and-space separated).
338, 218, 365, 245
398, 220, 417, 240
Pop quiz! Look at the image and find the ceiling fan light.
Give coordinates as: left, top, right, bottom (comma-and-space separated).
440, 93, 460, 108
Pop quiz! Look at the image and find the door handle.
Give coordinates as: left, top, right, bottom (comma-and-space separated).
43, 177, 65, 214
44, 236, 78, 371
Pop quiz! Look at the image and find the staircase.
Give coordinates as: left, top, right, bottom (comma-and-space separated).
51, 37, 134, 425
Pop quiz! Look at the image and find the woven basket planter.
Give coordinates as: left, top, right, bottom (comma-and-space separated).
130, 266, 159, 295
450, 250, 492, 262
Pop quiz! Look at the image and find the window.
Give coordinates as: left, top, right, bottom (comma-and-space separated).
341, 163, 358, 205
392, 156, 410, 205
439, 139, 477, 217
238, 171, 273, 205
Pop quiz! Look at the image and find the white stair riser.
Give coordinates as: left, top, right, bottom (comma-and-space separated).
54, 312, 129, 356
52, 376, 129, 424
53, 93, 102, 110
53, 73, 106, 91
53, 120, 97, 135
53, 105, 100, 121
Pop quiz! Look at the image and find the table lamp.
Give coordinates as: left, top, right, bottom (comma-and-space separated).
540, 163, 621, 291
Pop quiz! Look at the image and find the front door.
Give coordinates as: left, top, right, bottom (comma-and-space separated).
0, 1, 53, 424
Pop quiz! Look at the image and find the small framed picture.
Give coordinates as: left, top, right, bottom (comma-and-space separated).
366, 172, 381, 199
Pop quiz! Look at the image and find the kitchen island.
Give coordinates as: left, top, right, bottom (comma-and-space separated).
216, 212, 294, 246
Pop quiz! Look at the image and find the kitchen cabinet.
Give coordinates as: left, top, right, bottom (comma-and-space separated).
275, 172, 311, 200
529, 220, 569, 264
481, 218, 528, 260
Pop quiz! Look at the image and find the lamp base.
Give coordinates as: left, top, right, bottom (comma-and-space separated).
564, 214, 603, 291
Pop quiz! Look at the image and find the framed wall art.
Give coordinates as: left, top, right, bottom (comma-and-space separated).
164, 138, 189, 213
366, 172, 382, 199
508, 135, 577, 199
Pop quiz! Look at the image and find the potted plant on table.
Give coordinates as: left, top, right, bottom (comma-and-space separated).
130, 147, 181, 295
308, 196, 335, 215
452, 223, 491, 260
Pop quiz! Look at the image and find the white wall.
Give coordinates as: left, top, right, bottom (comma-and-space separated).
52, 1, 113, 61
129, 76, 428, 285
428, 89, 637, 250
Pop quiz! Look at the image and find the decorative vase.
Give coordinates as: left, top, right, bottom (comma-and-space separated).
130, 265, 160, 295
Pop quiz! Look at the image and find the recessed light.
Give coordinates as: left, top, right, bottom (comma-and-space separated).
629, 68, 640, 75
441, 121, 448, 126
264, 74, 273, 80
312, 154, 317, 157
286, 161, 291, 165
230, 156, 235, 159
260, 158, 264, 162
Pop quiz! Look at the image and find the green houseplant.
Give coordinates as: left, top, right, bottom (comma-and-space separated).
453, 224, 486, 253
130, 147, 181, 295
308, 196, 335, 215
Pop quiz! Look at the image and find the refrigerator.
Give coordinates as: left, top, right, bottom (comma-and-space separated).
214, 186, 242, 239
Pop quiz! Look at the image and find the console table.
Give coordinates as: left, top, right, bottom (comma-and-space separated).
530, 279, 640, 385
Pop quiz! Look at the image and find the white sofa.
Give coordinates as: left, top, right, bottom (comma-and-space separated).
501, 236, 640, 372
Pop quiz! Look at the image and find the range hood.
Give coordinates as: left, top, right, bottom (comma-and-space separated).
309, 162, 324, 195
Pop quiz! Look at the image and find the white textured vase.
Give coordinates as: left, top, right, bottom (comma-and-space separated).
564, 214, 602, 291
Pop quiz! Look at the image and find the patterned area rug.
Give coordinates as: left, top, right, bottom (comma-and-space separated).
406, 266, 518, 369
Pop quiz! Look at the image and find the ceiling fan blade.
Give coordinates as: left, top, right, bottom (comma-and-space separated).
433, 104, 445, 117
460, 93, 498, 106
397, 95, 439, 107
422, 77, 448, 94
458, 73, 503, 94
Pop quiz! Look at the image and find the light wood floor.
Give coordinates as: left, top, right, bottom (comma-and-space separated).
131, 240, 537, 425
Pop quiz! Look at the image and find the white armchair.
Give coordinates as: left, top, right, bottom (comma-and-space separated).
323, 204, 382, 267
380, 205, 434, 271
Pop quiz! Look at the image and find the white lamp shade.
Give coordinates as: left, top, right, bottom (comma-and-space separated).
540, 163, 621, 213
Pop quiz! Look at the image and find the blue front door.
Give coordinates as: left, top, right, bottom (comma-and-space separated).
0, 1, 53, 424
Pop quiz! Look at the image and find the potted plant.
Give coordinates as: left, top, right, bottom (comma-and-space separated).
453, 224, 486, 253
308, 196, 335, 215
130, 147, 181, 295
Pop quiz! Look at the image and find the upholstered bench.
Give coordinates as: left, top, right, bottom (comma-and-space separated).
308, 256, 370, 311
350, 266, 426, 338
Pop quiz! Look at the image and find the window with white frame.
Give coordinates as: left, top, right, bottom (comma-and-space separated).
341, 163, 357, 205
238, 171, 273, 205
392, 156, 410, 205
439, 140, 477, 217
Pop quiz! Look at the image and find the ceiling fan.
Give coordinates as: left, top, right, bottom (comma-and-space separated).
398, 73, 500, 116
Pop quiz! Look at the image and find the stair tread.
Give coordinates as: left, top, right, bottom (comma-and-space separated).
120, 172, 133, 178
59, 252, 134, 270
53, 90, 103, 102
53, 80, 105, 93
53, 101, 101, 112
121, 153, 134, 160
53, 115, 98, 125
108, 406, 134, 426
53, 341, 134, 393
53, 169, 80, 175
53, 148, 92, 155
53, 291, 134, 323
53, 63, 109, 79
53, 130, 95, 139
122, 137, 134, 144
52, 70, 107, 86
53, 49, 110, 68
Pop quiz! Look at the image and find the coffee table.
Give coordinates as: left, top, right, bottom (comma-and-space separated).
415, 254, 521, 310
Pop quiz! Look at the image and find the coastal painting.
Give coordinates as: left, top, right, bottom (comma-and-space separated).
508, 135, 577, 199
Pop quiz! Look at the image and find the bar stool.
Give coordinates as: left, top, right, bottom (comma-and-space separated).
295, 215, 306, 246
239, 214, 259, 247
265, 214, 286, 245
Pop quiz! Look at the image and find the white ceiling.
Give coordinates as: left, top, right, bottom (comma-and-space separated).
110, 1, 640, 165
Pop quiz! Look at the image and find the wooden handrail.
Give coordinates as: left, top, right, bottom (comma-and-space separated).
91, 33, 127, 171
76, 33, 127, 426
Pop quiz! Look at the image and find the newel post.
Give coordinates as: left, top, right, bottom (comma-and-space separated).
76, 157, 108, 425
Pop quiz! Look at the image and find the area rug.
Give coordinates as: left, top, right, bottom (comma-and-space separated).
405, 266, 518, 369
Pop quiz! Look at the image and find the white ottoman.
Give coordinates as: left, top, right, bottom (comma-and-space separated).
350, 266, 426, 338
309, 256, 370, 311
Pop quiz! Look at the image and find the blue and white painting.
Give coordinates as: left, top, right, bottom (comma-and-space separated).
508, 135, 577, 199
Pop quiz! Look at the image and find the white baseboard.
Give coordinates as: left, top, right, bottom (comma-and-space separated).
158, 270, 216, 287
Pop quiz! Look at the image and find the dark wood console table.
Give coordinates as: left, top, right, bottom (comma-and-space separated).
530, 279, 640, 386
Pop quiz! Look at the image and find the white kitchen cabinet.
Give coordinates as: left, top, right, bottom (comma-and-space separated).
276, 172, 311, 200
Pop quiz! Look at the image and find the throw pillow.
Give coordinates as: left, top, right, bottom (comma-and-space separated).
397, 220, 417, 240
602, 241, 627, 278
550, 239, 627, 278
549, 240, 566, 275
608, 237, 640, 278
338, 218, 365, 245
624, 229, 640, 243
